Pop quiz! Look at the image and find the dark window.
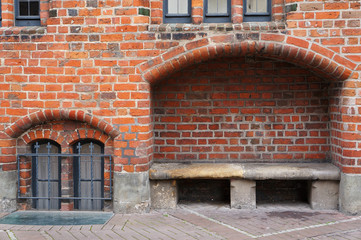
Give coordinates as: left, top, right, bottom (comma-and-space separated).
31, 140, 61, 210
15, 0, 40, 26
73, 140, 105, 211
164, 0, 192, 23
204, 0, 231, 23
243, 0, 271, 22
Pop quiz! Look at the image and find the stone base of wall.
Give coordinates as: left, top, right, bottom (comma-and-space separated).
113, 172, 150, 213
0, 171, 17, 212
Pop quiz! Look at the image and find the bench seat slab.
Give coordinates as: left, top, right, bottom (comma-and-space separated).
150, 163, 340, 181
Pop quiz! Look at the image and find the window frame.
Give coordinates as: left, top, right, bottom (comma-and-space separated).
15, 0, 41, 26
163, 0, 192, 23
204, 0, 231, 23
243, 0, 272, 22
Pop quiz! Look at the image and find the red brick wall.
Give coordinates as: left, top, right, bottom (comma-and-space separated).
153, 57, 332, 163
285, 0, 361, 62
0, 0, 360, 175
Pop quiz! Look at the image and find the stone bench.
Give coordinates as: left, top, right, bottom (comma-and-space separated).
149, 163, 340, 210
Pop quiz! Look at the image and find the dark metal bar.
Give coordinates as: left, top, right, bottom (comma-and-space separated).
37, 179, 61, 182
17, 156, 20, 199
110, 156, 112, 201
17, 154, 110, 164
90, 142, 94, 209
18, 153, 112, 157
57, 155, 61, 208
47, 142, 51, 210
34, 142, 39, 208
77, 142, 82, 209
78, 179, 102, 182
18, 196, 112, 200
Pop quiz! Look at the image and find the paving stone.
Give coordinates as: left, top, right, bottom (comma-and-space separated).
0, 225, 11, 231
0, 205, 361, 240
44, 230, 78, 240
0, 231, 10, 240
170, 211, 251, 239
112, 227, 151, 240
13, 230, 46, 240
92, 230, 125, 240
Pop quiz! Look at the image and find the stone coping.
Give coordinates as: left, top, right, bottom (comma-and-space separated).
149, 22, 286, 32
149, 163, 340, 181
0, 26, 46, 35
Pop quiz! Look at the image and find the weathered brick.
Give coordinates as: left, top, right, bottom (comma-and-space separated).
153, 57, 331, 162
300, 3, 323, 11
0, 0, 360, 211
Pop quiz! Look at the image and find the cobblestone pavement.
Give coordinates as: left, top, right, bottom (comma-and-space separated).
0, 204, 360, 240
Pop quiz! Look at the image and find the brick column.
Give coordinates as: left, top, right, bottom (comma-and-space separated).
192, 0, 203, 24
335, 77, 361, 214
231, 0, 243, 23
1, 0, 15, 27
112, 0, 152, 213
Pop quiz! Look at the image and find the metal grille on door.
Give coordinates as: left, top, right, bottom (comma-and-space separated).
73, 141, 104, 210
32, 141, 61, 210
17, 140, 112, 211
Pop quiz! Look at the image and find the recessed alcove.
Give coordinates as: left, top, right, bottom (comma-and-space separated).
178, 179, 230, 204
256, 180, 309, 205
152, 56, 333, 164
150, 55, 342, 211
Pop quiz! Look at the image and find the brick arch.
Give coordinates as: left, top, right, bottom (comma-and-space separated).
67, 129, 113, 155
67, 130, 112, 147
18, 129, 62, 147
139, 34, 358, 85
5, 109, 120, 139
18, 127, 113, 151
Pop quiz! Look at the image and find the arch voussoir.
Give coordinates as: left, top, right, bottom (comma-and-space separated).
140, 34, 356, 85
5, 109, 121, 139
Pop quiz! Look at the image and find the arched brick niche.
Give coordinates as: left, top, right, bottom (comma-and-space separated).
152, 56, 341, 163
2, 110, 119, 172
16, 118, 114, 211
